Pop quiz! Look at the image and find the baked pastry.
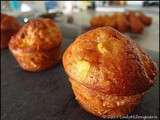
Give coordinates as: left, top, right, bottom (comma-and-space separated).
114, 12, 129, 33
90, 15, 107, 28
135, 12, 152, 26
63, 27, 157, 118
90, 15, 116, 29
90, 11, 152, 34
9, 18, 62, 72
104, 15, 117, 28
1, 13, 21, 49
126, 11, 144, 33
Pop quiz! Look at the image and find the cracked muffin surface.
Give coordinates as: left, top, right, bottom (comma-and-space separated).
63, 26, 157, 118
9, 18, 62, 51
9, 18, 62, 72
63, 27, 157, 96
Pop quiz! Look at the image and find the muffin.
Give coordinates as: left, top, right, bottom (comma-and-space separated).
114, 12, 129, 33
90, 15, 116, 29
1, 13, 21, 49
126, 11, 144, 33
9, 18, 62, 72
90, 15, 107, 28
63, 27, 157, 118
135, 12, 152, 26
104, 15, 117, 28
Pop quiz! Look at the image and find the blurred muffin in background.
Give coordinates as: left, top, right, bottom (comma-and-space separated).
135, 11, 152, 26
90, 15, 107, 28
9, 18, 62, 72
114, 12, 130, 33
89, 11, 152, 34
126, 11, 144, 33
1, 13, 21, 49
104, 15, 117, 28
90, 15, 116, 29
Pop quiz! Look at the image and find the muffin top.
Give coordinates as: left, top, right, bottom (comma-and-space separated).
63, 27, 157, 96
90, 15, 107, 27
9, 18, 62, 51
1, 13, 21, 31
90, 15, 116, 28
113, 12, 129, 32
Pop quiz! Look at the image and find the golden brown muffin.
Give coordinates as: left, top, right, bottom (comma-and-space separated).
126, 11, 144, 33
1, 13, 21, 49
9, 18, 62, 72
135, 12, 152, 26
104, 15, 117, 28
63, 27, 157, 118
90, 15, 116, 29
90, 11, 151, 34
90, 15, 107, 28
114, 12, 130, 33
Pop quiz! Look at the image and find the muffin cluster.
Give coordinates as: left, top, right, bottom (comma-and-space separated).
1, 11, 157, 119
63, 27, 157, 118
9, 18, 62, 72
90, 11, 152, 33
1, 13, 21, 49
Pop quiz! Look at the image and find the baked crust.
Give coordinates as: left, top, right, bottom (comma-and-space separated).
9, 18, 62, 71
113, 13, 129, 33
63, 27, 157, 96
89, 11, 151, 33
1, 13, 21, 49
71, 79, 144, 118
9, 18, 62, 52
1, 13, 21, 31
10, 48, 61, 72
136, 12, 152, 26
126, 11, 144, 33
104, 15, 117, 28
90, 16, 107, 28
90, 15, 116, 29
